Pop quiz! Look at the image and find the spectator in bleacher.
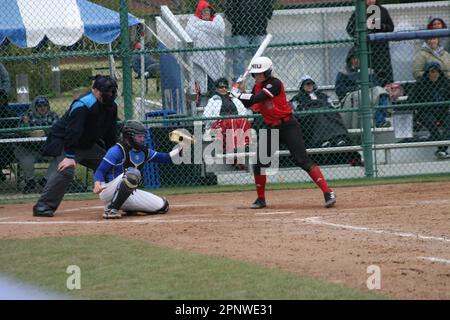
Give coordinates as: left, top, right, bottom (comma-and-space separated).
186, 0, 225, 97
409, 62, 450, 160
290, 75, 349, 148
335, 47, 391, 129
346, 0, 394, 86
0, 89, 16, 182
225, 0, 274, 81
131, 42, 160, 79
14, 96, 60, 194
203, 77, 251, 168
427, 16, 449, 52
0, 62, 11, 95
412, 37, 450, 80
290, 75, 363, 166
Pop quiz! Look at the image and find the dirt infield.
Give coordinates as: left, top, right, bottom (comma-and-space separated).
1, 181, 449, 299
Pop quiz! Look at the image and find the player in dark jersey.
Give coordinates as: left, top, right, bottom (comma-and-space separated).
33, 75, 118, 217
231, 57, 336, 209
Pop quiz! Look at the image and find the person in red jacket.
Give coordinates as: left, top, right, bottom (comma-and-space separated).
231, 57, 336, 209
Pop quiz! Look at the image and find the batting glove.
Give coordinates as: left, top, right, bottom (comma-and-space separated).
230, 85, 241, 99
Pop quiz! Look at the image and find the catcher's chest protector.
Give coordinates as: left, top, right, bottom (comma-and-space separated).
117, 143, 149, 171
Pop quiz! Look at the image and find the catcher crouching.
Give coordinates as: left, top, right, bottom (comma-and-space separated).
93, 120, 184, 219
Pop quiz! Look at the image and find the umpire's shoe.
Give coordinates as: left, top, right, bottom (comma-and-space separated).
250, 198, 266, 209
33, 204, 54, 217
324, 191, 336, 208
103, 208, 122, 219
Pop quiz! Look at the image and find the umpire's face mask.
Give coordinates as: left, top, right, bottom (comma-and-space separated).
101, 88, 117, 105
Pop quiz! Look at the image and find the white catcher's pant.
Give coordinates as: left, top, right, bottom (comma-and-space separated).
99, 174, 165, 212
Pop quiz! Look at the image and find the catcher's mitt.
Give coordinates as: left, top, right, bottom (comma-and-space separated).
169, 129, 196, 145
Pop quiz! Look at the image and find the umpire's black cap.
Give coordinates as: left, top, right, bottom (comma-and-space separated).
91, 74, 118, 94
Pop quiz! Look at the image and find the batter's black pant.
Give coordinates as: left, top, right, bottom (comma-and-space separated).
253, 117, 315, 175
33, 144, 106, 213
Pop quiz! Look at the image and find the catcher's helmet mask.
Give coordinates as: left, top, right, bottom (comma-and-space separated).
92, 75, 118, 105
122, 120, 147, 151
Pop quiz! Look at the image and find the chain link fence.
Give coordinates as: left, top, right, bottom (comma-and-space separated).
0, 0, 449, 199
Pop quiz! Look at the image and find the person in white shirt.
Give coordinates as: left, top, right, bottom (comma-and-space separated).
185, 0, 225, 97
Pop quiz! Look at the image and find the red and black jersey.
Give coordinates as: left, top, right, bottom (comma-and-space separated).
239, 76, 293, 126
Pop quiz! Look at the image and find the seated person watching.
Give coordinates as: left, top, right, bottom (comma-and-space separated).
0, 89, 17, 182
290, 75, 363, 166
14, 96, 60, 193
335, 47, 391, 129
202, 78, 251, 169
413, 37, 450, 81
409, 62, 450, 160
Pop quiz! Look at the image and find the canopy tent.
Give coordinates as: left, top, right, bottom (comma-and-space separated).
0, 0, 140, 48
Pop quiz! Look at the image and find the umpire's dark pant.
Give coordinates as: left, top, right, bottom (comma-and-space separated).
34, 144, 106, 213
253, 117, 315, 175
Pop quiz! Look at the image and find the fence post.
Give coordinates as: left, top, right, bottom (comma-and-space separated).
356, 0, 374, 177
120, 0, 133, 120
15, 74, 30, 103
51, 60, 61, 97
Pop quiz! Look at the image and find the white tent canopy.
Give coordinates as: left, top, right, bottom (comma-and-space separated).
0, 0, 140, 48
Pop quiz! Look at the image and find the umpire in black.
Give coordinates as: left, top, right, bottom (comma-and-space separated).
33, 75, 119, 217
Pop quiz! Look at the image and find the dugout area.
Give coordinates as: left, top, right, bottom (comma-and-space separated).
0, 180, 449, 299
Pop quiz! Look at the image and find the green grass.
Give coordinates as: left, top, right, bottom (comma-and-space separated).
0, 235, 385, 300
1, 173, 450, 204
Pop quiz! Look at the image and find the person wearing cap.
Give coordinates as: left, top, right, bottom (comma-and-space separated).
335, 46, 391, 129
413, 37, 450, 80
32, 75, 119, 217
0, 89, 16, 182
410, 61, 450, 160
185, 0, 225, 97
203, 77, 251, 168
14, 96, 59, 193
346, 0, 394, 87
231, 57, 336, 209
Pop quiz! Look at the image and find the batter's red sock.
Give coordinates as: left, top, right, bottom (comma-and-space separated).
254, 174, 266, 199
308, 165, 331, 193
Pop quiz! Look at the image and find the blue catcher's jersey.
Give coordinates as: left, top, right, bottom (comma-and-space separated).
94, 143, 173, 183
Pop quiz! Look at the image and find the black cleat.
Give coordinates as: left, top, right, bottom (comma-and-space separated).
33, 204, 54, 217
156, 198, 169, 214
324, 191, 336, 208
250, 198, 266, 209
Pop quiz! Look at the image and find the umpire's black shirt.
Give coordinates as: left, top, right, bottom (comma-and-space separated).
50, 91, 117, 158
